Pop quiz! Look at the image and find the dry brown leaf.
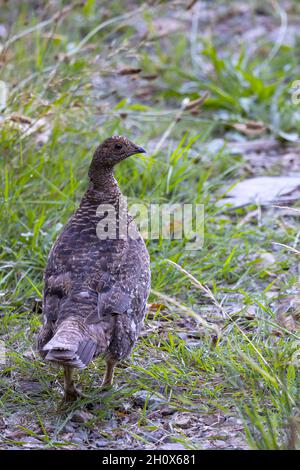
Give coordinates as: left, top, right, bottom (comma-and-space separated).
233, 120, 266, 136
184, 92, 209, 111
276, 312, 297, 333
220, 176, 300, 208
9, 113, 33, 124
228, 138, 280, 154
142, 74, 158, 81
118, 67, 142, 75
148, 302, 167, 310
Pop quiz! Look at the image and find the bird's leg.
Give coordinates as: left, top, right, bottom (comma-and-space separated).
101, 359, 117, 388
63, 366, 81, 401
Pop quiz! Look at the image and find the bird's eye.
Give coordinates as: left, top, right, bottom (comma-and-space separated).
115, 143, 123, 150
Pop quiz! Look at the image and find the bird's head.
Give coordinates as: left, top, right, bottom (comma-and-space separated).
89, 136, 146, 175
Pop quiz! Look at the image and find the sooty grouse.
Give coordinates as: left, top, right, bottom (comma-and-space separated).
37, 136, 151, 401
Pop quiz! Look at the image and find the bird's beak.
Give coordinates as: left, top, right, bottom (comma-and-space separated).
135, 146, 146, 154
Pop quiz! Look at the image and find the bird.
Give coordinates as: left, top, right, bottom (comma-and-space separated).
37, 136, 151, 401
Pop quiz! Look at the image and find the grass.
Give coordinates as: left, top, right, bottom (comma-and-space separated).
0, 0, 299, 450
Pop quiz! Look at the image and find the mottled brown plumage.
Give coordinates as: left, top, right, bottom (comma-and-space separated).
37, 136, 150, 401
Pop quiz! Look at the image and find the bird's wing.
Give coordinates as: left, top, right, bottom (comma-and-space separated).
43, 271, 72, 321
86, 240, 150, 360
85, 288, 130, 324
40, 221, 150, 363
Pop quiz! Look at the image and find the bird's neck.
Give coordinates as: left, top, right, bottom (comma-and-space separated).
84, 168, 121, 205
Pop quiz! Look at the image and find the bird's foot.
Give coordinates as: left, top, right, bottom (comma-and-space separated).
101, 359, 117, 391
100, 378, 114, 392
64, 386, 85, 402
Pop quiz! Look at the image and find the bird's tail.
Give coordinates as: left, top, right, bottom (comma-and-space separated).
42, 319, 97, 369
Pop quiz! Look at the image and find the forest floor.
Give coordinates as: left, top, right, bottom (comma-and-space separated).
0, 0, 300, 450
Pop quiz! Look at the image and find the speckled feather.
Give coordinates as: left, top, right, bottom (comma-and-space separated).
37, 136, 151, 368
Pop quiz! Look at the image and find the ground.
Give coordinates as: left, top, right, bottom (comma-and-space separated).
0, 0, 299, 450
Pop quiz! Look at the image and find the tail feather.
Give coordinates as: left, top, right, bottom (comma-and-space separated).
44, 338, 97, 368
43, 320, 97, 368
76, 339, 97, 365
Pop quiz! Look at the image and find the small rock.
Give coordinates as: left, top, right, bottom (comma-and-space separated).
70, 410, 93, 424
72, 437, 83, 444
174, 414, 192, 429
225, 416, 243, 426
95, 439, 108, 448
257, 252, 276, 268
225, 416, 237, 425
133, 391, 164, 408
21, 436, 42, 446
160, 443, 187, 450
63, 423, 75, 433
22, 380, 45, 396
214, 439, 227, 448
6, 412, 24, 426
161, 405, 176, 416
75, 429, 88, 441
